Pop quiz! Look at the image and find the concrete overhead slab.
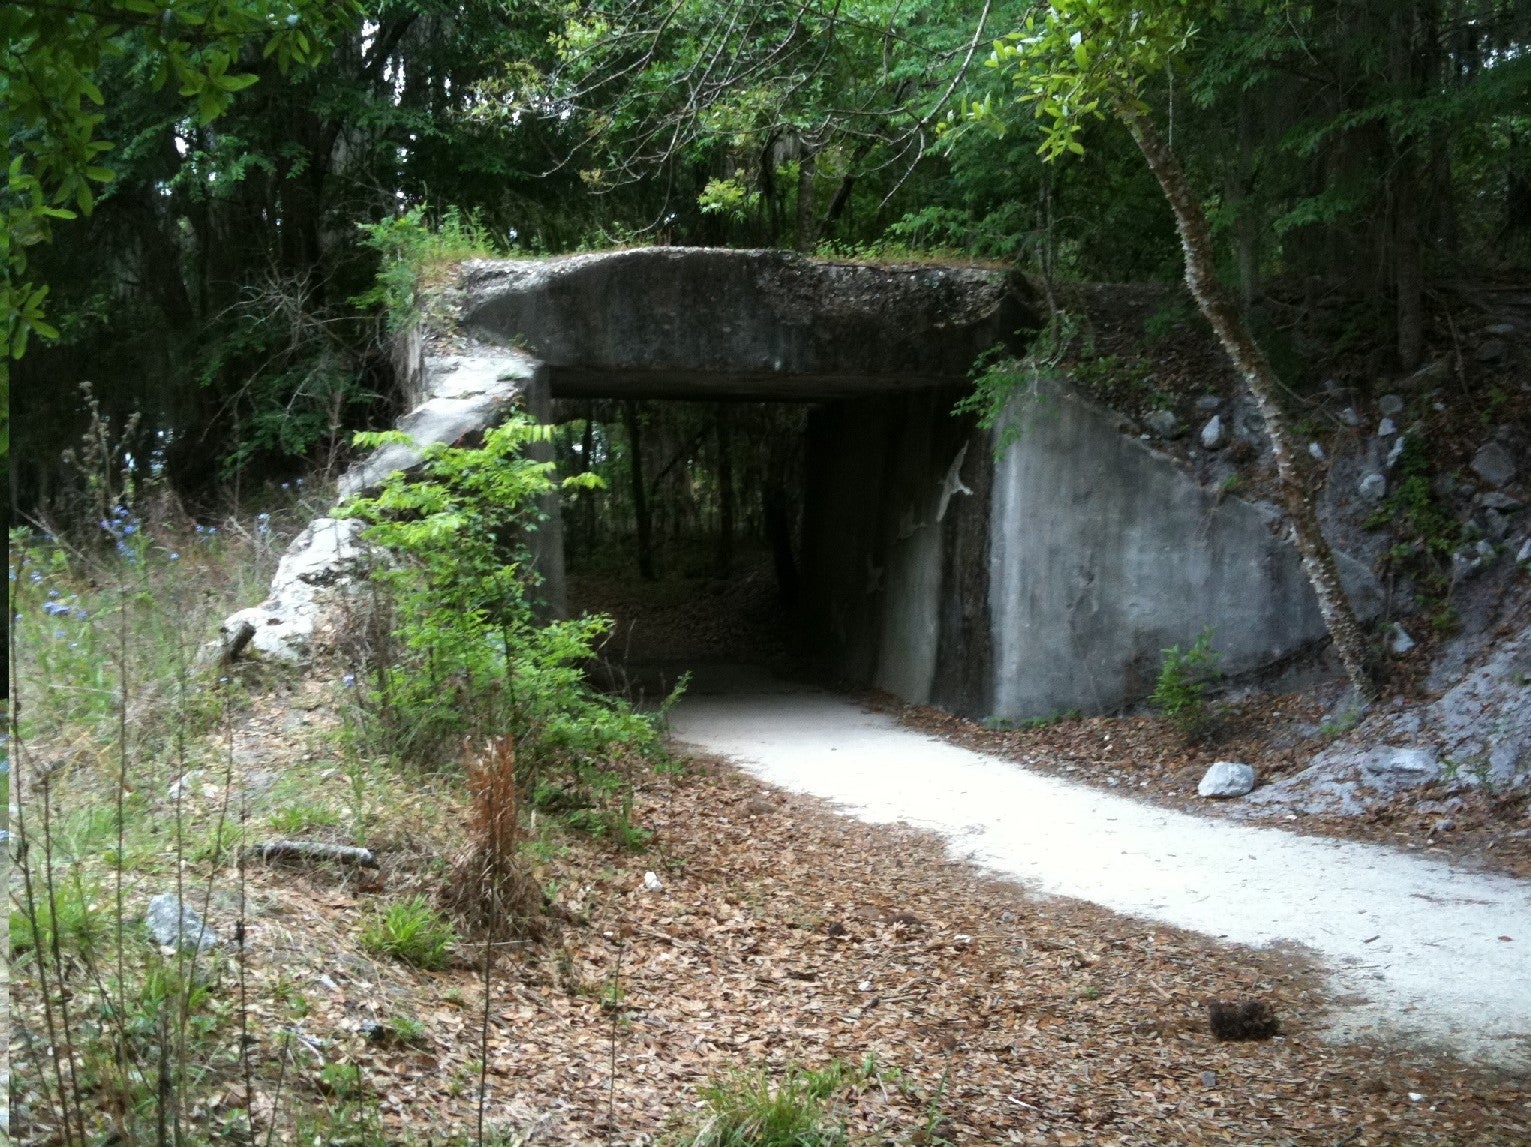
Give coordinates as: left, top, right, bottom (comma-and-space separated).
456, 248, 1036, 399
670, 683, 1531, 1071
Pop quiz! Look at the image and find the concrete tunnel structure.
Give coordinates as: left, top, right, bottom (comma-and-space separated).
249, 247, 1380, 720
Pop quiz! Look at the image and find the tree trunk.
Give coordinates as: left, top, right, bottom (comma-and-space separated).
714, 404, 735, 580
1230, 91, 1260, 317
1389, 2, 1425, 372
580, 406, 597, 558
1393, 156, 1425, 372
623, 400, 656, 580
796, 149, 817, 253
1121, 109, 1378, 702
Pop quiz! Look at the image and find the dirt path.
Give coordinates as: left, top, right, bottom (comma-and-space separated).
670, 679, 1531, 1071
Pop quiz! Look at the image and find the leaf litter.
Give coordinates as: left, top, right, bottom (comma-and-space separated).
13, 677, 1530, 1146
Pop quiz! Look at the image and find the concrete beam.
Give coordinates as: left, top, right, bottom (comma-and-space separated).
458, 248, 1036, 399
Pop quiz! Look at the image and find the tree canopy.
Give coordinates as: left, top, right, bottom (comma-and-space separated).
7, 0, 1529, 518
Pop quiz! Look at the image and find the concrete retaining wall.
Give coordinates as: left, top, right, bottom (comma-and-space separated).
232, 248, 1379, 720
798, 380, 1380, 720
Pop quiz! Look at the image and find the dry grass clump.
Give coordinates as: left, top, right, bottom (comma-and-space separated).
442, 734, 545, 940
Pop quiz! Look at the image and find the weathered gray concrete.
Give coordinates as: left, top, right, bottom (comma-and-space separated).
223, 339, 564, 659
221, 517, 374, 659
336, 345, 542, 501
232, 248, 1381, 716
986, 382, 1382, 720
457, 248, 1034, 399
799, 379, 1381, 721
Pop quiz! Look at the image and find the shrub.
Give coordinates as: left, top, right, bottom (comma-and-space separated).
360, 896, 457, 970
443, 734, 544, 939
676, 1063, 855, 1147
337, 415, 676, 826
1150, 628, 1221, 741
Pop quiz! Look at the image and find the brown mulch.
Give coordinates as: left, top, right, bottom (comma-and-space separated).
871, 692, 1531, 882
229, 732, 1529, 1145
16, 675, 1529, 1146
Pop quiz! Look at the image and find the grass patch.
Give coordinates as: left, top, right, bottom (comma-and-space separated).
359, 896, 458, 970
10, 869, 107, 958
270, 799, 341, 834
674, 1062, 863, 1147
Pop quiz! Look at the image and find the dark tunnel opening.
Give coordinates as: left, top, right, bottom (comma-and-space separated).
548, 384, 990, 712
550, 397, 816, 700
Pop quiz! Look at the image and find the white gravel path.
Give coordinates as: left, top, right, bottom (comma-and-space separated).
670, 685, 1531, 1071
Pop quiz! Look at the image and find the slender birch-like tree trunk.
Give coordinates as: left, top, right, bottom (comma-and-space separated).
1122, 108, 1379, 702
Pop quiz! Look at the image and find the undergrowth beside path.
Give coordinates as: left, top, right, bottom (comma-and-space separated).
10, 468, 1530, 1146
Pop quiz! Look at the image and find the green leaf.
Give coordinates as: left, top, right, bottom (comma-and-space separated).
196, 90, 225, 125
215, 72, 259, 93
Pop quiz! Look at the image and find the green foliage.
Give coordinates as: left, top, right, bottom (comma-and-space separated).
698, 177, 761, 222
338, 416, 674, 850
269, 799, 340, 835
1369, 435, 1463, 636
359, 896, 457, 971
1150, 628, 1221, 741
318, 1061, 364, 1095
387, 1015, 429, 1046
1368, 437, 1457, 556
675, 1061, 863, 1147
1318, 706, 1363, 740
966, 0, 1199, 158
983, 709, 1082, 732
953, 311, 1081, 454
11, 870, 106, 958
353, 204, 502, 333
3, 0, 359, 358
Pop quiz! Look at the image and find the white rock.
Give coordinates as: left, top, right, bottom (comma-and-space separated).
220, 518, 375, 660
1390, 625, 1416, 655
1358, 473, 1387, 501
1471, 442, 1518, 488
1453, 550, 1483, 581
642, 870, 665, 892
167, 771, 203, 801
1387, 436, 1407, 469
1518, 538, 1531, 565
1378, 417, 1398, 437
1378, 394, 1405, 416
1476, 491, 1524, 511
145, 893, 217, 953
1361, 747, 1441, 784
1144, 409, 1182, 439
1198, 761, 1257, 799
1308, 441, 1326, 461
1339, 407, 1362, 427
1200, 415, 1226, 450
